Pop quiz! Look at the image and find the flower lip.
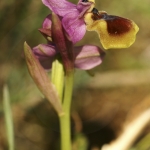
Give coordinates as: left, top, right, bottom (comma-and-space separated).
92, 7, 99, 14
106, 16, 132, 36
91, 11, 132, 36
84, 10, 139, 49
82, 0, 88, 2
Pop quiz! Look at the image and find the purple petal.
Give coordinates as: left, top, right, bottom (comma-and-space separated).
42, 0, 76, 17
74, 45, 105, 70
42, 14, 52, 29
39, 15, 53, 42
62, 11, 86, 43
32, 44, 57, 70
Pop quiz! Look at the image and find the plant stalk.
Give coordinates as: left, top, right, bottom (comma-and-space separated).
59, 71, 74, 150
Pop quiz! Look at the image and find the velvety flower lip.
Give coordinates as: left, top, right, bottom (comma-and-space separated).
42, 0, 95, 43
84, 8, 139, 49
32, 44, 105, 70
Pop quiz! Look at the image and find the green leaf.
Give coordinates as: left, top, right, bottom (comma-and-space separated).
3, 84, 15, 150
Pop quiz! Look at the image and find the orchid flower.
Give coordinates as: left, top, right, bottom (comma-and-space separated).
34, 10, 105, 72
33, 0, 139, 72
41, 0, 139, 49
84, 8, 139, 49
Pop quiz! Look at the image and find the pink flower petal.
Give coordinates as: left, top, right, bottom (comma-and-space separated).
42, 0, 76, 17
42, 0, 94, 43
74, 45, 105, 70
62, 11, 86, 43
42, 14, 52, 29
32, 44, 57, 70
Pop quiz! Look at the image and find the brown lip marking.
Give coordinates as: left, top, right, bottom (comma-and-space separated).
82, 0, 88, 2
92, 12, 132, 36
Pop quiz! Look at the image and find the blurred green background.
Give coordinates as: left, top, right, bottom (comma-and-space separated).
0, 0, 150, 150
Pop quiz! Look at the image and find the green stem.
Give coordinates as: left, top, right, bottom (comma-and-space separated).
63, 72, 74, 112
59, 113, 71, 150
59, 71, 74, 150
51, 59, 64, 101
51, 59, 74, 150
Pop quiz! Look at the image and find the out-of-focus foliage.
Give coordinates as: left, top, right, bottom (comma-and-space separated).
0, 0, 49, 103
133, 133, 150, 150
2, 85, 14, 150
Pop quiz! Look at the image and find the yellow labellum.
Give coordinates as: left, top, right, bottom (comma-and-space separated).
88, 0, 95, 3
84, 11, 139, 49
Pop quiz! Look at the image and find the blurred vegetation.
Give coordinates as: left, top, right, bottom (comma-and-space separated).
0, 0, 150, 150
